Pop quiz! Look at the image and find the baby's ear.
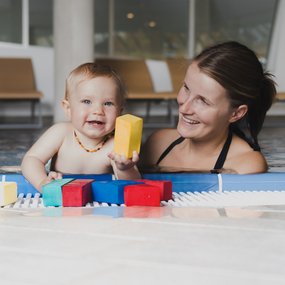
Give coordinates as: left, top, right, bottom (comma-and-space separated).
61, 99, 71, 119
229, 105, 248, 123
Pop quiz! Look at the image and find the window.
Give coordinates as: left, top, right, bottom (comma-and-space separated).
0, 0, 22, 44
195, 0, 278, 63
29, 0, 53, 47
94, 0, 278, 63
0, 0, 279, 64
94, 0, 189, 59
94, 0, 109, 56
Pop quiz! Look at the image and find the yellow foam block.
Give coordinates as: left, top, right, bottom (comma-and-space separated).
0, 181, 17, 206
114, 114, 143, 158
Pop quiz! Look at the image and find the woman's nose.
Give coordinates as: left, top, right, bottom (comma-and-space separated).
178, 94, 194, 114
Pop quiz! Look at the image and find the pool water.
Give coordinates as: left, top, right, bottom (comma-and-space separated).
0, 116, 285, 171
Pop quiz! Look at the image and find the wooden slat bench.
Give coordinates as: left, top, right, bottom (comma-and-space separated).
95, 58, 189, 128
0, 57, 43, 129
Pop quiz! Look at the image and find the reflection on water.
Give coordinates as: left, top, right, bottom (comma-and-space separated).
20, 204, 285, 220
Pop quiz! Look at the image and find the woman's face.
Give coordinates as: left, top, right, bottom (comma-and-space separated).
177, 62, 235, 141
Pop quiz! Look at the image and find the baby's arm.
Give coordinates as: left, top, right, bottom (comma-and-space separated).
21, 123, 67, 192
108, 151, 141, 180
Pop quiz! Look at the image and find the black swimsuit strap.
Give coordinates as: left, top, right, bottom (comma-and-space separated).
156, 129, 233, 173
211, 129, 233, 173
156, 136, 185, 165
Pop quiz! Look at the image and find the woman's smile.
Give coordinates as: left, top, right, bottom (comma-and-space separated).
181, 115, 200, 125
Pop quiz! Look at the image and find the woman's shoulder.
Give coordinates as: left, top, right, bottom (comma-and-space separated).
233, 150, 267, 174
140, 128, 181, 166
228, 135, 267, 173
146, 128, 180, 144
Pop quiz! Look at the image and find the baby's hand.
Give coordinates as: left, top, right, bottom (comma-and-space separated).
39, 171, 63, 191
108, 151, 139, 171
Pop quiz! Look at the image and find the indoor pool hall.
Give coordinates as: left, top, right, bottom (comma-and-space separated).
2, 0, 285, 284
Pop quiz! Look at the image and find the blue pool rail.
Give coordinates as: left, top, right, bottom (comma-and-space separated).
1, 172, 285, 196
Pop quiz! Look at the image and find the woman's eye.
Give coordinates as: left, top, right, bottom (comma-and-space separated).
197, 97, 209, 105
183, 83, 190, 91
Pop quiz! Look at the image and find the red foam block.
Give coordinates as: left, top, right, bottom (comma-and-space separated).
136, 179, 173, 201
62, 179, 94, 207
124, 184, 161, 207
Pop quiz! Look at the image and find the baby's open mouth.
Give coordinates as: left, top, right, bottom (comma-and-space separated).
88, 120, 104, 125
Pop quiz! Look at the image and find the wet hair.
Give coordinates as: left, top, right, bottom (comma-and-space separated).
65, 62, 126, 105
193, 41, 276, 149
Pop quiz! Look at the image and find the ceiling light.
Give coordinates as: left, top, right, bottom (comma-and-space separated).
126, 12, 135, 19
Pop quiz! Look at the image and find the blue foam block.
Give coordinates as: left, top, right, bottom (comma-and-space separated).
92, 180, 143, 204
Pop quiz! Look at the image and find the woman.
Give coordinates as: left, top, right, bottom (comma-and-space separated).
140, 41, 276, 174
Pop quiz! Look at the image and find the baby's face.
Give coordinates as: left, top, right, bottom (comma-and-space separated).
68, 76, 122, 139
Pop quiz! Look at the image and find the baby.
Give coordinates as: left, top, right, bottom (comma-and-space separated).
21, 63, 141, 192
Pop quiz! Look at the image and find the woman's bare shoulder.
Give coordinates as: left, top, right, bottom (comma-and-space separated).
146, 128, 180, 144
234, 150, 267, 174
140, 128, 180, 166
227, 135, 268, 174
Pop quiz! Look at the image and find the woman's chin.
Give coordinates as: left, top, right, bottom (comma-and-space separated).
177, 121, 199, 138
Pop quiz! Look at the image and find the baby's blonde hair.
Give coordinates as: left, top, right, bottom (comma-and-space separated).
65, 62, 126, 105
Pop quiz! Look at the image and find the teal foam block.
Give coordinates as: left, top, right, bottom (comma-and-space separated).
42, 178, 74, 207
92, 180, 143, 204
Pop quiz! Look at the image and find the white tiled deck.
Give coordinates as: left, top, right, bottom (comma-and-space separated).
1, 200, 285, 285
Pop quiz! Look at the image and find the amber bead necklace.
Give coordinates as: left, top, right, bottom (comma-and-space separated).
73, 130, 109, 153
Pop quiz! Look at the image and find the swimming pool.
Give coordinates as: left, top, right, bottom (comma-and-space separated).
0, 115, 285, 171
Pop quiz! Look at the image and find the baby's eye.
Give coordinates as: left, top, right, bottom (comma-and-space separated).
81, 99, 92, 105
104, 101, 114, 106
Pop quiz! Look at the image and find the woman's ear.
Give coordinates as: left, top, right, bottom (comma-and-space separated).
61, 99, 71, 120
229, 105, 248, 123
